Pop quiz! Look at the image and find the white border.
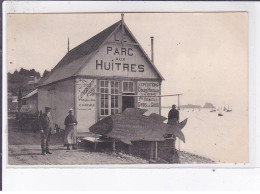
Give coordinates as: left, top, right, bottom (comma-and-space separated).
2, 1, 259, 190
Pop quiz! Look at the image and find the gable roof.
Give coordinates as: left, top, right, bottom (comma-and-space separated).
39, 19, 163, 87
22, 89, 38, 99
54, 20, 122, 71
38, 20, 121, 87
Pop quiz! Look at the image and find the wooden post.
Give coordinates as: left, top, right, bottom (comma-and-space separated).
177, 94, 181, 151
178, 138, 180, 152
172, 138, 177, 163
150, 142, 154, 160
159, 82, 162, 116
173, 138, 176, 154
93, 134, 98, 150
94, 142, 97, 150
113, 139, 116, 153
155, 141, 158, 160
129, 145, 131, 155
178, 94, 180, 110
121, 13, 124, 44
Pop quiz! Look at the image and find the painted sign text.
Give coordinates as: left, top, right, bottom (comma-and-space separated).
137, 81, 160, 114
77, 79, 96, 110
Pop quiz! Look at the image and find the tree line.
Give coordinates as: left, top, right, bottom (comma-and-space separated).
8, 68, 50, 95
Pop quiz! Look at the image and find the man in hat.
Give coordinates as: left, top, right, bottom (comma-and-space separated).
165, 105, 180, 138
64, 108, 78, 150
167, 104, 179, 125
167, 104, 180, 163
39, 107, 56, 155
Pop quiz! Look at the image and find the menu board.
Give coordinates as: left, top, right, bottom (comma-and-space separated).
76, 79, 96, 110
137, 81, 160, 114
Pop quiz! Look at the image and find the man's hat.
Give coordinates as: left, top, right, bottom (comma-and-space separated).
45, 107, 51, 112
172, 104, 176, 108
68, 108, 73, 113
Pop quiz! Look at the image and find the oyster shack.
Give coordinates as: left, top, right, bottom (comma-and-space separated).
38, 15, 164, 134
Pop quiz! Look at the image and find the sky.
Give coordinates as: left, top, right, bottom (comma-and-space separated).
7, 13, 248, 110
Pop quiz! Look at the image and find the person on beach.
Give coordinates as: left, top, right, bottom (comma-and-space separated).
167, 104, 179, 125
165, 104, 180, 138
167, 104, 180, 163
39, 107, 56, 155
64, 108, 78, 150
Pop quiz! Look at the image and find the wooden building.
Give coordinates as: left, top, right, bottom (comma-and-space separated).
38, 15, 164, 134
8, 89, 18, 112
21, 89, 38, 113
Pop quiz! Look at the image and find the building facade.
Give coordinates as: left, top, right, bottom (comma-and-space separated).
21, 89, 38, 113
8, 90, 18, 112
38, 17, 164, 133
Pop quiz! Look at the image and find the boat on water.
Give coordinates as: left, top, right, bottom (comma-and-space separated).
210, 107, 216, 112
226, 105, 232, 112
218, 107, 223, 116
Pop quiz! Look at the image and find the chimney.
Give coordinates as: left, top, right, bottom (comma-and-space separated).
68, 37, 70, 53
121, 13, 124, 22
150, 36, 154, 64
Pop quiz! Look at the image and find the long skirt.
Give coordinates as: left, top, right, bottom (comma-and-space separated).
64, 125, 77, 146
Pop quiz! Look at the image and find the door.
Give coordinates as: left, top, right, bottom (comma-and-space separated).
48, 89, 56, 122
122, 93, 135, 112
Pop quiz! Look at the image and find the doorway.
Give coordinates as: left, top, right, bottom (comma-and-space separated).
122, 93, 135, 112
48, 89, 56, 121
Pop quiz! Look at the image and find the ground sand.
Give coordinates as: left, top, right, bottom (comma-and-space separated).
8, 119, 214, 165
8, 144, 149, 165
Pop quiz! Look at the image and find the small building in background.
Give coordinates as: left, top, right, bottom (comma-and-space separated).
8, 89, 18, 112
27, 76, 40, 88
38, 15, 164, 134
21, 89, 38, 114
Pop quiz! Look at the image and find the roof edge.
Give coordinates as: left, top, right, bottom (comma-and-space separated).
123, 23, 164, 81
74, 21, 122, 76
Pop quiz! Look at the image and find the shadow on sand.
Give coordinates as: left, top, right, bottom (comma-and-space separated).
9, 153, 43, 157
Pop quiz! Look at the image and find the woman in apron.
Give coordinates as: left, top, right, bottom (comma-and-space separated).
64, 108, 78, 150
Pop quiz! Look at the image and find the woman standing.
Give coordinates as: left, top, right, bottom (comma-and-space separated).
64, 108, 78, 150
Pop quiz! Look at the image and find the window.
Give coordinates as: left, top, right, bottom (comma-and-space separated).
100, 80, 109, 116
100, 80, 120, 116
111, 81, 119, 115
122, 81, 135, 93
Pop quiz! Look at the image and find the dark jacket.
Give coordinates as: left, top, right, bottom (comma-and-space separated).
39, 113, 55, 134
64, 115, 78, 127
167, 108, 179, 125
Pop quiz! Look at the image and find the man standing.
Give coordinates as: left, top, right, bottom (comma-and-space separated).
167, 104, 180, 163
167, 104, 179, 125
39, 107, 56, 155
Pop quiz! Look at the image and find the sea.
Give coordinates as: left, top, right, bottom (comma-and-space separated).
161, 108, 248, 163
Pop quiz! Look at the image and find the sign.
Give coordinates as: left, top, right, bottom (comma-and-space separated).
137, 81, 160, 114
76, 79, 96, 110
80, 28, 159, 79
95, 45, 145, 73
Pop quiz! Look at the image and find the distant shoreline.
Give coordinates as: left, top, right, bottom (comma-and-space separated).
161, 106, 213, 109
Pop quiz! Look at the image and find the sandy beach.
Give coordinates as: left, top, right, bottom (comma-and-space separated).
8, 119, 214, 165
